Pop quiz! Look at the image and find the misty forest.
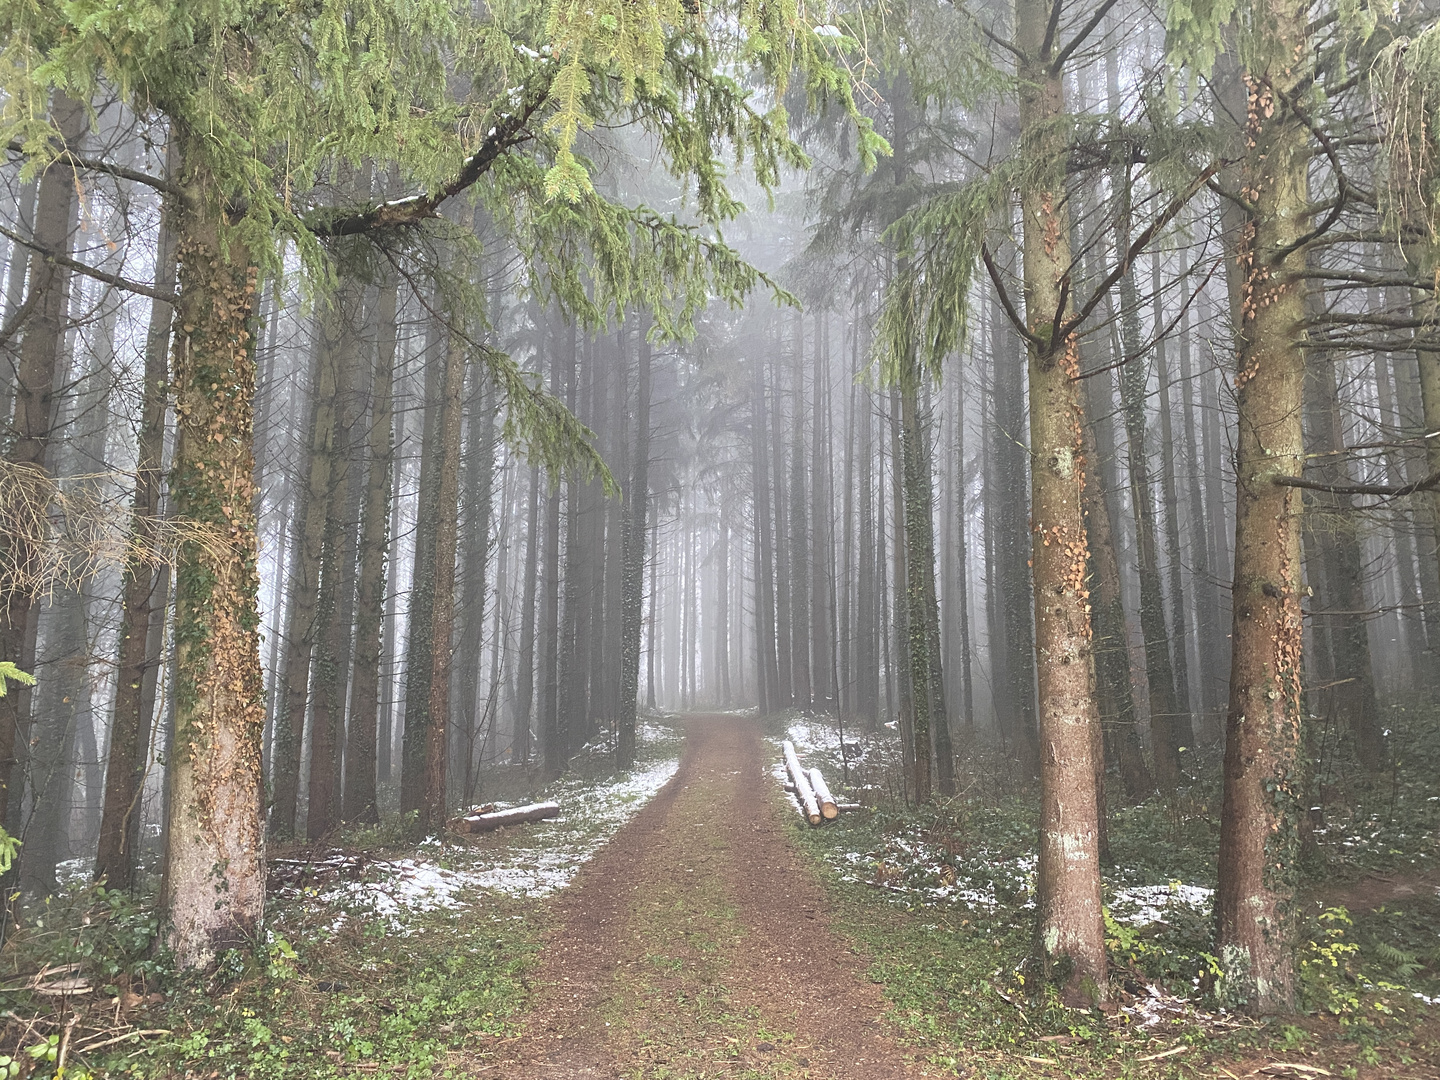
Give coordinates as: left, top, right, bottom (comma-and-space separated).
1, 0, 1439, 1075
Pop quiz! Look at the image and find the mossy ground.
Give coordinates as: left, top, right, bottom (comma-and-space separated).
780, 700, 1440, 1078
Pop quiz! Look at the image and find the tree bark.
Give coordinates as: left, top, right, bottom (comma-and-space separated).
162, 131, 266, 969
97, 143, 180, 888
1016, 0, 1107, 1004
1302, 353, 1383, 767
1215, 20, 1310, 1013
618, 322, 653, 765
269, 322, 338, 838
400, 316, 445, 817
0, 92, 87, 827
1080, 356, 1153, 803
420, 334, 466, 833
343, 278, 397, 825
306, 284, 364, 840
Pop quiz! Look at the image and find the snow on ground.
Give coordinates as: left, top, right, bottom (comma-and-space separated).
785, 716, 845, 757
814, 813, 1212, 927
301, 757, 681, 932
1108, 882, 1214, 926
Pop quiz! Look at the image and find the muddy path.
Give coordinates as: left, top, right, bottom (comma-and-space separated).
486, 714, 928, 1079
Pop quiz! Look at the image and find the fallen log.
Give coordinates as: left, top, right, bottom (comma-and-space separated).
808, 767, 839, 820
458, 801, 560, 834
782, 741, 822, 825
835, 802, 863, 812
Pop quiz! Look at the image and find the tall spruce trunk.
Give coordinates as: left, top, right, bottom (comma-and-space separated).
457, 369, 495, 801
162, 135, 266, 969
1152, 257, 1195, 734
751, 357, 781, 715
1081, 355, 1153, 803
1301, 353, 1382, 767
1, 92, 87, 827
771, 354, 794, 707
952, 373, 975, 734
810, 313, 834, 711
618, 325, 653, 766
1215, 16, 1310, 1013
97, 145, 179, 888
420, 335, 465, 832
344, 279, 397, 824
856, 368, 879, 728
400, 321, 444, 816
1016, 1, 1106, 1004
515, 465, 540, 763
538, 327, 564, 778
269, 324, 339, 837
306, 287, 363, 840
788, 317, 813, 709
991, 267, 1041, 772
888, 389, 918, 793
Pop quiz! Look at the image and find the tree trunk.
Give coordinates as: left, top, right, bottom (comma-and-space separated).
307, 285, 364, 840
1016, 3, 1106, 1004
162, 136, 266, 970
1215, 22, 1309, 1013
97, 144, 180, 888
1081, 354, 1153, 803
0, 93, 87, 827
751, 354, 781, 716
618, 325, 652, 765
420, 334, 465, 833
515, 465, 540, 763
343, 278, 396, 824
538, 325, 564, 778
789, 317, 812, 709
269, 324, 338, 838
1302, 353, 1383, 767
1152, 254, 1195, 735
400, 317, 445, 817
458, 368, 496, 798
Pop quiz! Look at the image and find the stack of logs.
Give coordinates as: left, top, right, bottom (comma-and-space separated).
781, 740, 859, 826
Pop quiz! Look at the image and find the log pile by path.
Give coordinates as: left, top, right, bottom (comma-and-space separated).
780, 740, 859, 825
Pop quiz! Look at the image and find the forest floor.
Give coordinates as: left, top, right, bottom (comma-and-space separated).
3, 709, 1438, 1079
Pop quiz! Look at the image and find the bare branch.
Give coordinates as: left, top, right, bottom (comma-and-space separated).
1061, 161, 1221, 338
1274, 468, 1440, 499
981, 242, 1045, 349
4, 143, 188, 202
1049, 0, 1124, 75
0, 222, 177, 305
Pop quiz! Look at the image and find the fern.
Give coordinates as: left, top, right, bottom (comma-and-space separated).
1372, 940, 1423, 979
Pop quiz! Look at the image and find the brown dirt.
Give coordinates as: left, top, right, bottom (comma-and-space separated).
1308, 868, 1440, 914
484, 714, 930, 1079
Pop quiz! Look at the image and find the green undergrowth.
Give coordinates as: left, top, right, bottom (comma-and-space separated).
0, 713, 688, 1079
778, 703, 1440, 1078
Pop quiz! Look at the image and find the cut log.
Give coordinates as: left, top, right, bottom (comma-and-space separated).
782, 740, 822, 825
835, 802, 863, 812
458, 801, 560, 834
808, 767, 839, 820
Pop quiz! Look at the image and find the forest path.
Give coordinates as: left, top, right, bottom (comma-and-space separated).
486, 713, 928, 1079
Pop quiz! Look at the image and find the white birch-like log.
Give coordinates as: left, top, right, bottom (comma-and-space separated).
782, 740, 822, 825
808, 767, 839, 820
460, 801, 560, 833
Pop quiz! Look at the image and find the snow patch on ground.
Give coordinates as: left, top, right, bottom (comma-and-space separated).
303, 757, 680, 932
1109, 882, 1214, 926
785, 717, 845, 756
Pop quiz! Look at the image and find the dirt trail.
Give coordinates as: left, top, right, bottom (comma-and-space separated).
489, 714, 927, 1079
